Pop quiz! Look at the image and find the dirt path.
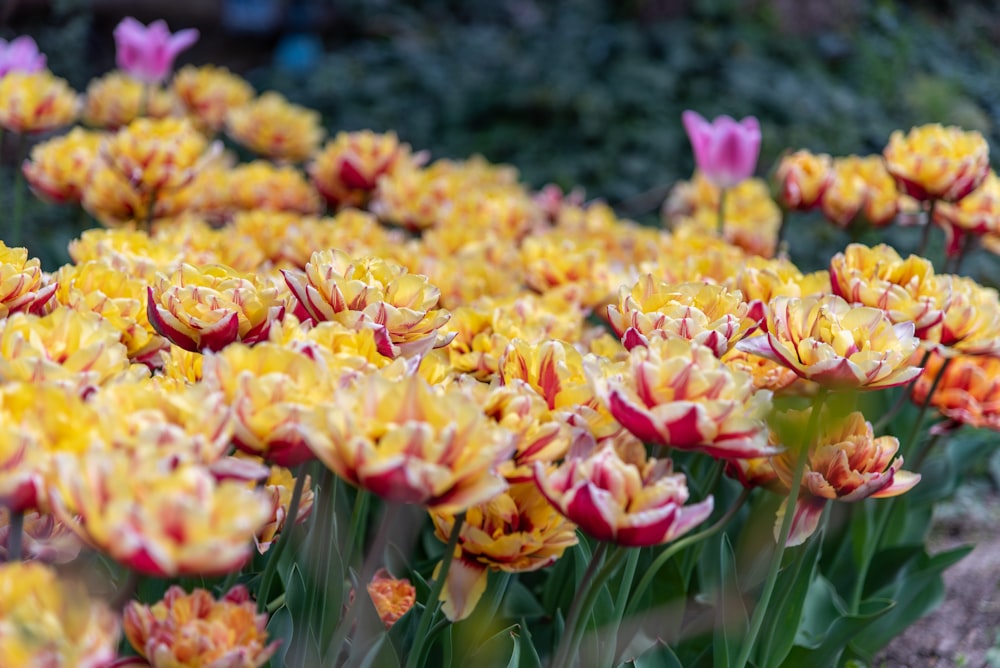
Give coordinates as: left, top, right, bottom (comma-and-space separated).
876, 487, 1000, 668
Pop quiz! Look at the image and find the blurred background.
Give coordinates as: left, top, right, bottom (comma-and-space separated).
3, 0, 1000, 274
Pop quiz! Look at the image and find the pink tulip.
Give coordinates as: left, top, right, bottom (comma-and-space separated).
0, 36, 46, 77
682, 110, 761, 188
113, 17, 199, 84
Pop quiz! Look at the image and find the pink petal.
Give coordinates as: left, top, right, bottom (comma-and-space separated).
682, 110, 712, 172
564, 483, 618, 542
776, 495, 827, 547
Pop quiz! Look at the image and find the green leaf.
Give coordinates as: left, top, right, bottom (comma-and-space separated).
469, 623, 521, 666
266, 606, 293, 668
630, 641, 683, 668
758, 528, 824, 668
848, 544, 972, 658
713, 535, 747, 668
506, 627, 522, 668
357, 633, 400, 668
518, 617, 543, 668
503, 578, 545, 619
781, 576, 894, 667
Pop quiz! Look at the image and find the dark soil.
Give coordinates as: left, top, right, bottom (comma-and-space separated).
875, 485, 1000, 668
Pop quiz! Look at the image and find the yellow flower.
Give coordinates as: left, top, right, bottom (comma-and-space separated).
0, 562, 120, 667
773, 149, 833, 210
227, 160, 323, 215
910, 350, 1000, 430
68, 227, 184, 281
255, 463, 315, 553
286, 319, 394, 374
370, 160, 464, 231
283, 249, 454, 358
738, 294, 922, 390
430, 482, 578, 621
81, 71, 177, 129
498, 338, 597, 412
21, 127, 103, 205
0, 70, 78, 133
883, 123, 989, 202
820, 155, 899, 228
420, 246, 527, 309
147, 263, 285, 352
0, 242, 56, 318
726, 256, 829, 304
533, 432, 713, 546
172, 64, 255, 132
202, 342, 329, 465
101, 117, 215, 193
595, 336, 775, 458
934, 169, 1000, 256
771, 409, 919, 545
0, 508, 82, 563
308, 373, 514, 512
309, 130, 419, 208
607, 276, 763, 357
721, 347, 805, 394
367, 569, 417, 629
0, 307, 137, 391
0, 382, 99, 512
519, 232, 615, 309
928, 275, 1000, 356
53, 259, 168, 363
829, 243, 945, 338
225, 91, 324, 162
124, 585, 278, 668
50, 453, 273, 576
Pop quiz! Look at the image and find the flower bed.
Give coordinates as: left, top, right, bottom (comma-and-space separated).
0, 19, 998, 668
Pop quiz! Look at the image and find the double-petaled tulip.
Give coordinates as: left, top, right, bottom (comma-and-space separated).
519, 232, 615, 309
773, 149, 832, 211
172, 64, 255, 132
22, 127, 103, 205
682, 111, 761, 188
928, 275, 1000, 356
911, 350, 1000, 431
225, 91, 324, 163
770, 409, 920, 546
201, 342, 329, 466
727, 256, 830, 304
309, 130, 418, 208
255, 464, 314, 553
593, 336, 775, 458
607, 276, 763, 357
307, 373, 514, 512
147, 263, 285, 352
0, 307, 138, 392
933, 170, 1000, 257
883, 124, 989, 202
226, 161, 323, 215
50, 453, 272, 577
0, 242, 56, 318
498, 338, 598, 413
0, 36, 46, 77
82, 72, 177, 129
0, 70, 78, 134
430, 482, 579, 621
0, 562, 120, 668
737, 294, 922, 390
113, 17, 199, 84
283, 249, 454, 358
829, 243, 946, 339
533, 432, 713, 546
124, 585, 278, 668
367, 569, 417, 629
820, 155, 900, 228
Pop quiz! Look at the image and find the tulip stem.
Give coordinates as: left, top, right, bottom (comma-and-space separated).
625, 485, 751, 618
717, 187, 728, 238
11, 135, 26, 248
917, 200, 937, 264
599, 546, 641, 667
736, 389, 826, 668
256, 464, 307, 613
6, 508, 24, 562
550, 540, 610, 668
344, 488, 370, 574
405, 511, 466, 668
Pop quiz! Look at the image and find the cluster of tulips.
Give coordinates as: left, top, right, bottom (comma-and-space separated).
1, 16, 999, 668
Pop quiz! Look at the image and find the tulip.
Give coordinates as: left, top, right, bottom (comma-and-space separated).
22, 128, 103, 205
0, 36, 46, 77
124, 585, 278, 668
770, 409, 920, 546
594, 336, 775, 458
368, 569, 417, 629
933, 170, 1000, 258
309, 130, 417, 208
829, 243, 946, 339
0, 508, 82, 563
225, 91, 324, 163
533, 433, 713, 547
682, 110, 761, 189
430, 483, 578, 620
0, 562, 120, 668
172, 64, 255, 132
0, 70, 78, 134
773, 150, 832, 211
910, 350, 1000, 431
928, 275, 1000, 356
113, 17, 199, 84
737, 294, 922, 390
0, 242, 57, 318
82, 72, 177, 129
820, 155, 900, 228
883, 123, 989, 202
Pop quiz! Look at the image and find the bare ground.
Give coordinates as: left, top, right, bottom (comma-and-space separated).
875, 484, 1000, 668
